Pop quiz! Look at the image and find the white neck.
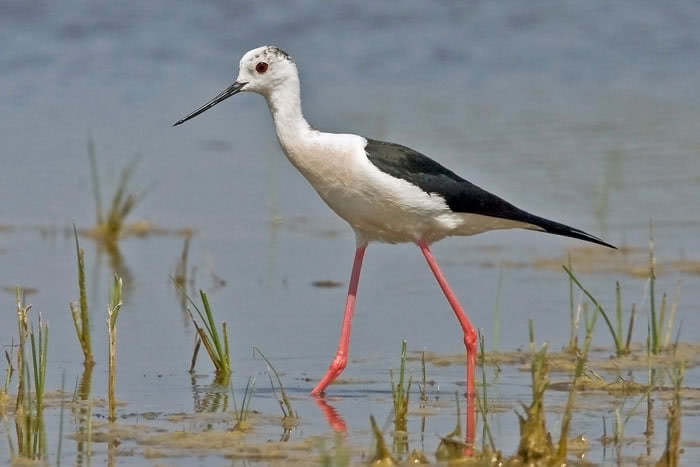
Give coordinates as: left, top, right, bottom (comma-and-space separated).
264, 77, 313, 153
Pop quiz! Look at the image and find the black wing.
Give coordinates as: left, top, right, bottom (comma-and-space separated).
364, 138, 615, 249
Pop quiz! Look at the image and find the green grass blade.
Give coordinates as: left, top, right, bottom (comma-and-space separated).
563, 265, 621, 353
200, 291, 225, 363
30, 328, 40, 410
568, 254, 576, 351
253, 347, 294, 417
223, 323, 231, 369
87, 135, 103, 225
73, 226, 92, 363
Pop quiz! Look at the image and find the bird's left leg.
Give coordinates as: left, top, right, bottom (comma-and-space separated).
417, 240, 476, 448
310, 244, 367, 396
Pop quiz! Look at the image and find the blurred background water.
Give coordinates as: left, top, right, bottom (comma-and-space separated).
1, 1, 699, 464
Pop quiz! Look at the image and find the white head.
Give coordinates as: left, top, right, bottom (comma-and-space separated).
235, 46, 298, 95
174, 46, 298, 126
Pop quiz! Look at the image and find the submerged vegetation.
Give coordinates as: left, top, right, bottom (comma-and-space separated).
183, 289, 231, 384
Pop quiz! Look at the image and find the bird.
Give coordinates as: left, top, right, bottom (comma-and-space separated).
174, 45, 614, 439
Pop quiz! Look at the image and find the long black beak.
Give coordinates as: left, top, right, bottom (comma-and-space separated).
173, 81, 247, 126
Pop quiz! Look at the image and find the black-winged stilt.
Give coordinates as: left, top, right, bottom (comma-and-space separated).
174, 45, 614, 442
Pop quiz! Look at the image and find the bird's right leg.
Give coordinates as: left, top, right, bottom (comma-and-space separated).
310, 245, 367, 396
417, 240, 476, 450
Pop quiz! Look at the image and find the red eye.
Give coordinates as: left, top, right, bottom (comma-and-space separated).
256, 62, 268, 73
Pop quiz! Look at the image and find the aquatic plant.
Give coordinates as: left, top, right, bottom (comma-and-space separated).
369, 414, 397, 465
174, 235, 193, 323
565, 254, 578, 353
57, 372, 66, 467
86, 136, 147, 244
476, 332, 495, 452
173, 234, 191, 291
557, 307, 597, 460
188, 335, 201, 375
232, 376, 256, 431
647, 225, 681, 355
9, 288, 48, 461
184, 290, 231, 383
435, 392, 467, 461
70, 226, 94, 366
253, 347, 297, 420
1, 345, 13, 414
417, 351, 427, 405
563, 265, 633, 357
318, 432, 351, 467
107, 273, 123, 422
491, 265, 503, 351
390, 339, 411, 454
657, 363, 684, 466
515, 342, 553, 463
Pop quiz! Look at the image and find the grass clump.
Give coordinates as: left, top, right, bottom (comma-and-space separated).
232, 376, 256, 431
253, 346, 298, 440
646, 223, 681, 355
515, 341, 553, 463
70, 226, 94, 367
107, 273, 123, 422
556, 308, 596, 460
390, 340, 411, 455
565, 232, 680, 358
85, 136, 147, 244
369, 415, 397, 465
563, 265, 633, 357
184, 290, 231, 384
435, 392, 468, 461
318, 433, 351, 467
657, 363, 683, 466
9, 288, 49, 462
515, 313, 597, 465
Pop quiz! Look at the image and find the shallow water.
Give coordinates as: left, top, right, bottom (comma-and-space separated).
1, 1, 700, 464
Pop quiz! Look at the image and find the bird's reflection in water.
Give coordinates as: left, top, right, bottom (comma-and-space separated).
313, 396, 347, 433
312, 384, 474, 457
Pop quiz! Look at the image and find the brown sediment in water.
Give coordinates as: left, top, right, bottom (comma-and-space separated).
0, 222, 195, 239
80, 221, 195, 240
531, 245, 700, 277
475, 244, 700, 277
332, 377, 379, 385
413, 343, 700, 372
0, 390, 124, 415
65, 414, 320, 461
144, 431, 318, 460
549, 374, 650, 395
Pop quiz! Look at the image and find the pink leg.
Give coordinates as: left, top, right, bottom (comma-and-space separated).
311, 245, 366, 396
417, 241, 476, 449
